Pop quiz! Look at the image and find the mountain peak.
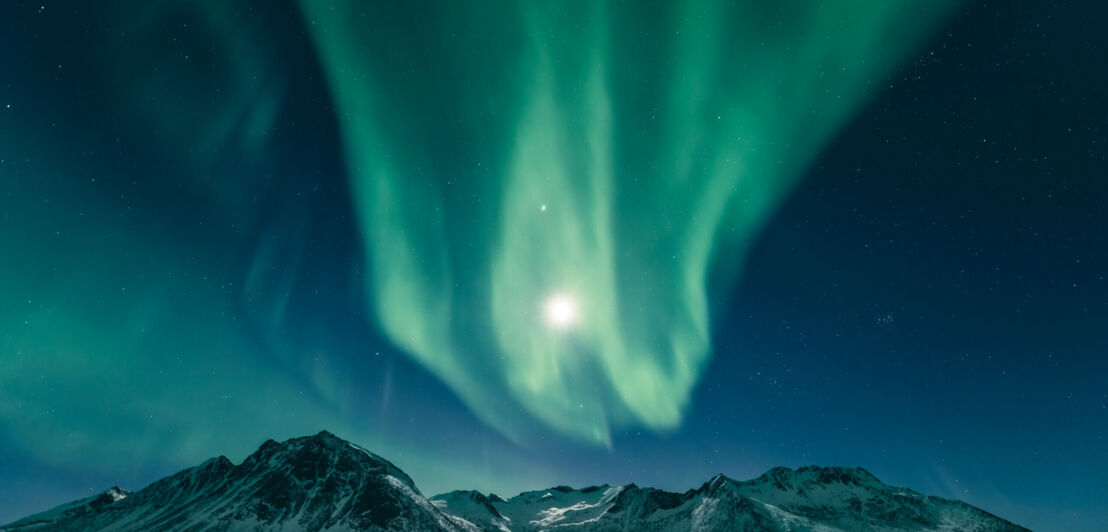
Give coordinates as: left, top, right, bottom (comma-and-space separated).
750, 465, 880, 488
708, 472, 732, 484
238, 431, 418, 493
102, 487, 130, 502
311, 429, 341, 441
197, 455, 233, 470
698, 472, 734, 494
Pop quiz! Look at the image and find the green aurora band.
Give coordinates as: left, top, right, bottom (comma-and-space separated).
302, 0, 955, 445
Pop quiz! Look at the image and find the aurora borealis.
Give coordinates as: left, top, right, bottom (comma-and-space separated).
302, 0, 952, 445
2, 1, 1107, 531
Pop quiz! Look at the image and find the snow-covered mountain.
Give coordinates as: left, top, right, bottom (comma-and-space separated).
2, 431, 1028, 531
434, 468, 1028, 532
1, 487, 132, 529
2, 431, 472, 532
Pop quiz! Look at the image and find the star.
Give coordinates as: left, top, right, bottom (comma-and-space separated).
543, 294, 578, 330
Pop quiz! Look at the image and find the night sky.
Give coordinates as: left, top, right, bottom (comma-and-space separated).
1, 2, 1106, 531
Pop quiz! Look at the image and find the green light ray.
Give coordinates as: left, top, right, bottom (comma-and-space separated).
302, 0, 955, 445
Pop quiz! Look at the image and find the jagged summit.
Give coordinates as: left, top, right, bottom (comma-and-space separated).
240, 430, 418, 493
251, 430, 347, 456
102, 487, 130, 502
700, 472, 734, 492
3, 432, 1029, 532
1, 487, 133, 530
748, 464, 882, 490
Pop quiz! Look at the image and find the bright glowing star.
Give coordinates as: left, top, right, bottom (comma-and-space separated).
543, 294, 578, 329
540, 204, 547, 211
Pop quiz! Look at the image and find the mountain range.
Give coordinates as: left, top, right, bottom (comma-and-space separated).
1, 431, 1029, 531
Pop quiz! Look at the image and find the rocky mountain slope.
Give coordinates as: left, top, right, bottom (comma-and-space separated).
2, 431, 1028, 531
432, 468, 1028, 532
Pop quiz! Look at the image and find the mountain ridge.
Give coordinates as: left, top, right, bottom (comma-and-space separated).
2, 431, 1029, 532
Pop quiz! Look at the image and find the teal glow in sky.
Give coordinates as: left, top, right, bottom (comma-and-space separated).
6, 1, 1108, 531
302, 0, 953, 445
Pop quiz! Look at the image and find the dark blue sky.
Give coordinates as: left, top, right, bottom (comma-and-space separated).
701, 3, 1108, 527
1, 2, 1105, 531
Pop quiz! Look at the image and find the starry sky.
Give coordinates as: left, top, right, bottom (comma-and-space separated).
1, 2, 1105, 531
